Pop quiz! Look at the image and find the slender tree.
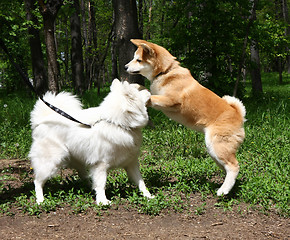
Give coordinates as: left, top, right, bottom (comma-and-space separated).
70, 0, 84, 94
87, 0, 98, 89
250, 39, 263, 94
233, 0, 258, 97
38, 0, 63, 92
111, 10, 118, 80
249, 0, 263, 95
24, 0, 48, 95
281, 0, 290, 73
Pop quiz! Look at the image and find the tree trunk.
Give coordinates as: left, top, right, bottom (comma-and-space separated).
39, 0, 63, 93
44, 17, 59, 92
112, 0, 143, 84
111, 12, 118, 80
70, 0, 85, 94
87, 1, 99, 90
24, 0, 47, 95
138, 0, 143, 37
250, 39, 263, 94
282, 0, 290, 73
80, 0, 89, 88
233, 0, 257, 97
278, 57, 283, 84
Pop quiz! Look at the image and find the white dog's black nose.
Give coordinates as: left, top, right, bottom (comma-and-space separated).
124, 65, 128, 71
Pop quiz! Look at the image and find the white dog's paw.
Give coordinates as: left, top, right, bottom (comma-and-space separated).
217, 187, 229, 196
143, 192, 155, 199
147, 195, 155, 199
36, 197, 44, 204
96, 199, 111, 206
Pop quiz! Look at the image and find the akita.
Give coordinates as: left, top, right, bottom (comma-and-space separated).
125, 39, 246, 196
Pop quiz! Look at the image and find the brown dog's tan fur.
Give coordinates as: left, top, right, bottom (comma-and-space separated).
125, 39, 246, 196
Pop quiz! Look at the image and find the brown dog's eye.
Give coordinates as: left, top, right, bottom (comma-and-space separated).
137, 59, 142, 63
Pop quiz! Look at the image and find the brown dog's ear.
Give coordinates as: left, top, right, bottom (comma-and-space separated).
130, 39, 143, 46
140, 43, 155, 56
130, 39, 155, 56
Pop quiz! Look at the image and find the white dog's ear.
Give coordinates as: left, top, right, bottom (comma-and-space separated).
140, 43, 155, 56
130, 83, 147, 91
123, 80, 130, 87
111, 78, 121, 91
140, 89, 151, 103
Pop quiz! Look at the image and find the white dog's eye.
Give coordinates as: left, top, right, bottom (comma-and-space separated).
137, 59, 142, 63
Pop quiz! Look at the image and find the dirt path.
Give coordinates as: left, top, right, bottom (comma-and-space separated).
0, 159, 289, 240
1, 206, 289, 240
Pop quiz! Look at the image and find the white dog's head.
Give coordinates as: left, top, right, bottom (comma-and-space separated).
100, 79, 151, 129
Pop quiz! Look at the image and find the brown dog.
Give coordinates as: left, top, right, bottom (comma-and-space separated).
125, 39, 246, 196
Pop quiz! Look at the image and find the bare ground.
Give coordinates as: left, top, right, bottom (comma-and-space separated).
0, 159, 289, 240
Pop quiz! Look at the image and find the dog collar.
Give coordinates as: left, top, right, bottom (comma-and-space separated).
154, 71, 164, 79
154, 67, 172, 79
92, 119, 133, 131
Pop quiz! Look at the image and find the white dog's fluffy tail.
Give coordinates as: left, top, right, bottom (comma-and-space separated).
31, 92, 83, 128
222, 95, 246, 121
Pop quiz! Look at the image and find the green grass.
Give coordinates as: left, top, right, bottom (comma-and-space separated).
0, 91, 33, 159
0, 73, 289, 217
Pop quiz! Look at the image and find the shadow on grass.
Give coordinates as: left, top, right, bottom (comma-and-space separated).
0, 175, 93, 205
0, 161, 244, 206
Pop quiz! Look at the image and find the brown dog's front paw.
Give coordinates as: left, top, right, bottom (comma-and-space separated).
146, 97, 153, 107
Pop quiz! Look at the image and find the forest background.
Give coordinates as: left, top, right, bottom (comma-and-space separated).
0, 0, 290, 223
0, 0, 289, 98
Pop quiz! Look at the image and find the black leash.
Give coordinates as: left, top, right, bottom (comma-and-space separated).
0, 39, 91, 128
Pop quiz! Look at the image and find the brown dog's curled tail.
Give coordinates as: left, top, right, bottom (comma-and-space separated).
222, 95, 246, 122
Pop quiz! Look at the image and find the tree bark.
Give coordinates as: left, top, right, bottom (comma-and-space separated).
87, 1, 99, 90
233, 0, 257, 97
70, 0, 85, 94
80, 0, 89, 88
39, 0, 63, 93
282, 0, 290, 73
277, 57, 283, 84
111, 11, 118, 80
250, 39, 263, 94
112, 0, 143, 84
24, 0, 47, 95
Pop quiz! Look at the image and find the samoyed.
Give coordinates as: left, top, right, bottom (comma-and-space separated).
29, 79, 153, 205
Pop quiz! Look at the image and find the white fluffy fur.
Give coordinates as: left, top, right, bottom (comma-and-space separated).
29, 79, 153, 205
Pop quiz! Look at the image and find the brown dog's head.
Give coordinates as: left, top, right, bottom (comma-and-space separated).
125, 39, 178, 81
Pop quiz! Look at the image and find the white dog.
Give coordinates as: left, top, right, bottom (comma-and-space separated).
29, 79, 153, 205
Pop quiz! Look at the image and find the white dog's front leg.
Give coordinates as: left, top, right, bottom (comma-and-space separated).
126, 162, 154, 199
90, 163, 111, 205
34, 179, 45, 204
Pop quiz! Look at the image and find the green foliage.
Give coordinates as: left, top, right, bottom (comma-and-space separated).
256, 4, 290, 70
0, 73, 289, 217
145, 0, 251, 96
1, 0, 289, 96
0, 0, 31, 91
0, 91, 34, 159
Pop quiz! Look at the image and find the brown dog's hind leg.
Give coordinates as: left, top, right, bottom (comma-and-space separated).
216, 155, 240, 196
205, 129, 241, 196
